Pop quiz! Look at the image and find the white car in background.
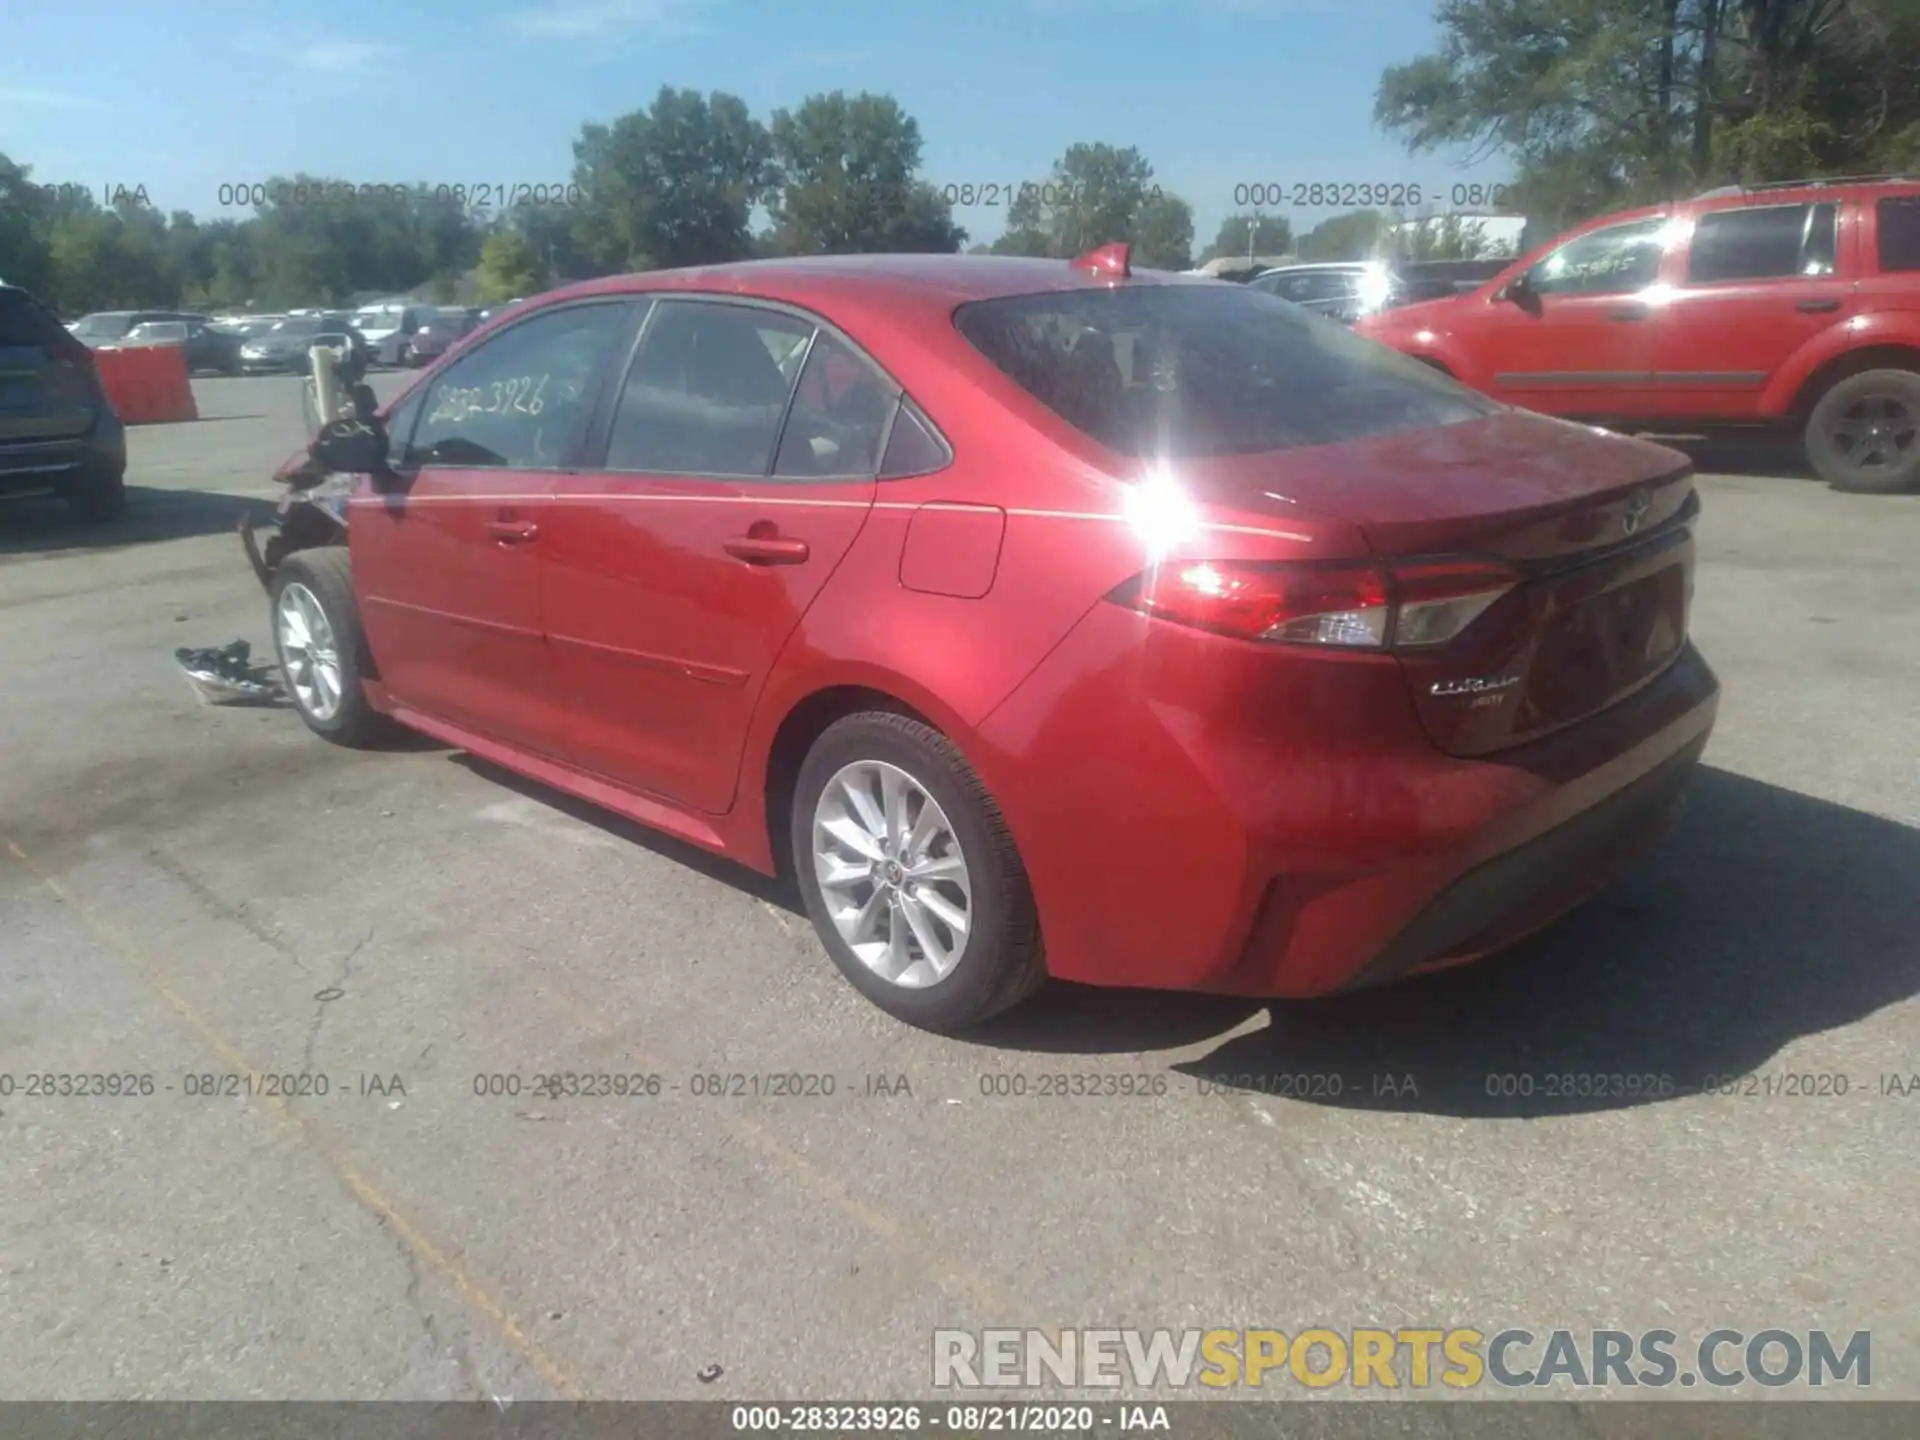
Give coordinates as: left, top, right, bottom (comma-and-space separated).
349, 304, 441, 368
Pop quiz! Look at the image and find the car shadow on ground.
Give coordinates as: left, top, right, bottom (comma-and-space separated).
0, 486, 277, 555
975, 765, 1920, 1117
450, 754, 803, 912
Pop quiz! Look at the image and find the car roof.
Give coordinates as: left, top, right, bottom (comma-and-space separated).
545, 253, 1208, 311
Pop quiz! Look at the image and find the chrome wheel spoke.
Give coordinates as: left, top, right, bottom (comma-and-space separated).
911, 884, 969, 941
812, 758, 973, 989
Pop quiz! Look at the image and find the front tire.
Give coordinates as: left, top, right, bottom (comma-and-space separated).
1805, 368, 1920, 494
270, 548, 382, 746
791, 711, 1046, 1032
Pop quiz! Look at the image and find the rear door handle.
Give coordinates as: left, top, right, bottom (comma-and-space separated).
724, 534, 811, 565
1797, 298, 1842, 313
1607, 304, 1651, 321
485, 519, 540, 544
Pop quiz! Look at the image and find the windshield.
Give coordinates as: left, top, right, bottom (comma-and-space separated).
953, 283, 1494, 459
269, 318, 322, 337
353, 311, 399, 331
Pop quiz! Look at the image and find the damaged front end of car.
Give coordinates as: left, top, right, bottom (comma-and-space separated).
239, 381, 389, 591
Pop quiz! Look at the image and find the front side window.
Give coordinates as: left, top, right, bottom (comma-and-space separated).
954, 283, 1492, 459
1687, 204, 1832, 282
605, 301, 811, 477
1528, 218, 1669, 296
405, 301, 630, 469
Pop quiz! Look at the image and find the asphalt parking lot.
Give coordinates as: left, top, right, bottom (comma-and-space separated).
1, 374, 1916, 1405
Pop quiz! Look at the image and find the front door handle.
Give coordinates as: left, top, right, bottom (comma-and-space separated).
724, 533, 811, 565
485, 519, 540, 544
1607, 304, 1650, 322
1797, 298, 1842, 313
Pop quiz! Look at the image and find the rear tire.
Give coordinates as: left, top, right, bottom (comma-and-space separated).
791, 711, 1046, 1032
64, 461, 126, 522
1804, 368, 1920, 494
270, 547, 384, 747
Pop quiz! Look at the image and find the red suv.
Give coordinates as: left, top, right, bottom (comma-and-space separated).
1356, 178, 1920, 493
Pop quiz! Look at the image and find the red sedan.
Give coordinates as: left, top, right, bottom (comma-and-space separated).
265, 244, 1718, 1031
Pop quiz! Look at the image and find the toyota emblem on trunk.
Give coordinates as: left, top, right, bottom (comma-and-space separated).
1622, 490, 1653, 535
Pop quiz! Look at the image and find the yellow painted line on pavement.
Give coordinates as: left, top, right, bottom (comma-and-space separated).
5, 838, 585, 1401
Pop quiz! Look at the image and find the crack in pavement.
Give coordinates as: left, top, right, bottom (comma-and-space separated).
302, 926, 374, 1077
394, 1214, 488, 1400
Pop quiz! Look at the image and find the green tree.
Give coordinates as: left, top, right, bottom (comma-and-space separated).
0, 154, 54, 294
571, 87, 774, 272
989, 142, 1193, 264
767, 92, 965, 254
476, 231, 542, 301
1297, 209, 1390, 261
1387, 212, 1499, 261
1132, 191, 1195, 270
1200, 212, 1295, 265
1375, 0, 1920, 234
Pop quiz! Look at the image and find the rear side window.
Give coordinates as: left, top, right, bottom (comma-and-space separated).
606, 301, 811, 477
1878, 196, 1920, 272
1687, 203, 1835, 282
953, 284, 1493, 459
879, 398, 950, 478
773, 333, 896, 479
0, 289, 68, 347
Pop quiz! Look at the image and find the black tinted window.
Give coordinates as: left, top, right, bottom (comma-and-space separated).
408, 302, 628, 469
879, 399, 950, 478
1878, 197, 1920, 272
0, 290, 67, 347
1529, 218, 1668, 296
606, 302, 810, 476
773, 333, 895, 478
954, 284, 1492, 459
1687, 204, 1828, 282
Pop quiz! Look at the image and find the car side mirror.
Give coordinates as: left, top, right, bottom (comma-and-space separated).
1503, 271, 1538, 308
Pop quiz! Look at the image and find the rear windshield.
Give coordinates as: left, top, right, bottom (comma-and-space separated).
953, 283, 1493, 458
0, 290, 69, 347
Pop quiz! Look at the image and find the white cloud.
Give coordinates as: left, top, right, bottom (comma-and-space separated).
504, 0, 705, 39
0, 85, 107, 111
232, 37, 398, 74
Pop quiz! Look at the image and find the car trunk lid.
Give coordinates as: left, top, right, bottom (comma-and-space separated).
1173, 410, 1699, 757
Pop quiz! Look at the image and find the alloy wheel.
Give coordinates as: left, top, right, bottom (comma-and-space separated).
811, 759, 973, 988
276, 581, 343, 721
1827, 393, 1917, 477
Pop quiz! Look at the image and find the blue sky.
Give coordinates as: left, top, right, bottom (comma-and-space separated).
2, 0, 1509, 252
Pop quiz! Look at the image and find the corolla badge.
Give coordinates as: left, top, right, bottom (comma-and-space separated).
1430, 674, 1521, 697
1621, 489, 1653, 535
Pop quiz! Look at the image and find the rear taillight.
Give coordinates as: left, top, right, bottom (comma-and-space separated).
1107, 556, 1518, 651
46, 338, 99, 400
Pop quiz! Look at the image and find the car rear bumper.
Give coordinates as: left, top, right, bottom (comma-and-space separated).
0, 419, 124, 497
974, 602, 1720, 998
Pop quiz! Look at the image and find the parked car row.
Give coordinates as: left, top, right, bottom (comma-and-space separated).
59, 304, 498, 376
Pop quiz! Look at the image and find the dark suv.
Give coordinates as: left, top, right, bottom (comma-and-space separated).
0, 285, 126, 520
1357, 177, 1920, 493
